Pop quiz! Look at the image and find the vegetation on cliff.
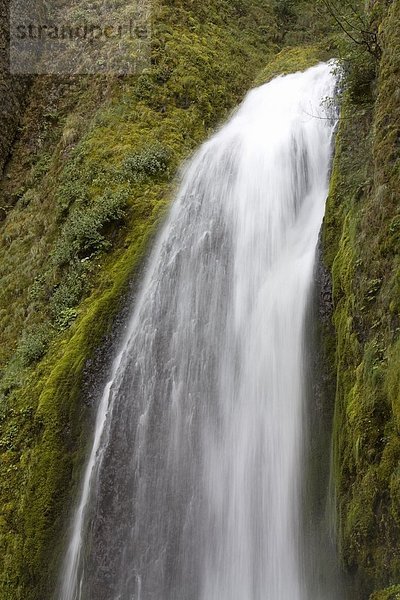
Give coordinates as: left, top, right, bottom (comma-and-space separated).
0, 0, 399, 598
0, 1, 280, 597
322, 0, 400, 597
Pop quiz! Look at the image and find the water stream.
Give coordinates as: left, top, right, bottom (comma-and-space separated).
59, 62, 341, 600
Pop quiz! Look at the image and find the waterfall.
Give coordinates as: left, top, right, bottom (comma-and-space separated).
59, 62, 340, 600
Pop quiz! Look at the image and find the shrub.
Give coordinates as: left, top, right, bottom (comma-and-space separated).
49, 262, 90, 323
54, 308, 78, 331
53, 189, 128, 266
15, 326, 52, 367
121, 145, 171, 183
30, 153, 52, 184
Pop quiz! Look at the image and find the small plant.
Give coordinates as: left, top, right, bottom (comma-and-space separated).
56, 149, 93, 213
30, 153, 53, 184
0, 423, 19, 451
50, 261, 90, 325
28, 274, 48, 302
15, 326, 52, 367
57, 178, 89, 214
121, 144, 171, 183
53, 189, 129, 266
54, 308, 78, 331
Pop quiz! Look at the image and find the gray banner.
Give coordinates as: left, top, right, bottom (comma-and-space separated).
10, 0, 151, 74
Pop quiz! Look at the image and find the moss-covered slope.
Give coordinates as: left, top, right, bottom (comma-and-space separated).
0, 1, 281, 597
322, 1, 400, 597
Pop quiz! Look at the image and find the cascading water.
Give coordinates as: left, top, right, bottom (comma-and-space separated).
59, 62, 341, 600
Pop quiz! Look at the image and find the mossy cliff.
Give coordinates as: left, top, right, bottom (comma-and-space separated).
0, 1, 281, 597
321, 0, 400, 597
0, 0, 399, 598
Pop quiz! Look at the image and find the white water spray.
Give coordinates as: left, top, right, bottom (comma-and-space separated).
59, 62, 339, 600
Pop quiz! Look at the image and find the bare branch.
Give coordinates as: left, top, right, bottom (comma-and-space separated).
328, 0, 365, 32
322, 0, 364, 46
321, 0, 381, 59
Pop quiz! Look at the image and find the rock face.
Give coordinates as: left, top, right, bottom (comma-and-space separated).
316, 238, 334, 327
321, 1, 400, 597
0, 0, 29, 177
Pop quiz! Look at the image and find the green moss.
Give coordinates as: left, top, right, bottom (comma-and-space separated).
370, 585, 400, 600
322, 0, 400, 595
254, 44, 333, 86
387, 339, 400, 431
0, 1, 285, 598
